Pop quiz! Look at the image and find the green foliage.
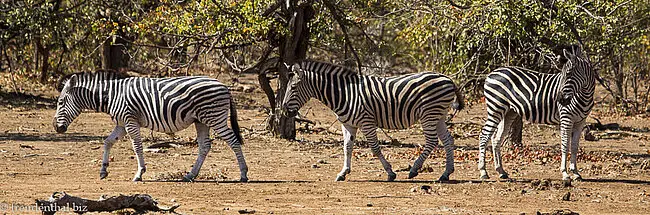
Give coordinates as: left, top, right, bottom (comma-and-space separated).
1, 0, 648, 110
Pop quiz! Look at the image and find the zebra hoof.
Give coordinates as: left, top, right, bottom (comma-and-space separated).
480, 174, 489, 180
99, 171, 108, 180
387, 172, 397, 182
240, 177, 249, 183
408, 171, 419, 179
499, 173, 509, 179
335, 175, 346, 182
572, 175, 583, 181
438, 174, 450, 182
132, 177, 142, 182
182, 176, 194, 182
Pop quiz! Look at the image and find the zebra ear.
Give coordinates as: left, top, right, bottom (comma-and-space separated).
562, 49, 577, 72
68, 74, 79, 86
291, 63, 301, 74
56, 73, 77, 92
562, 49, 574, 61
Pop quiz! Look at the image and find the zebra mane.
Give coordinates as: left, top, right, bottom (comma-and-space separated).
56, 70, 130, 92
299, 60, 358, 76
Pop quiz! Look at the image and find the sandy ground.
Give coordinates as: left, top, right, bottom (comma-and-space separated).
0, 73, 649, 215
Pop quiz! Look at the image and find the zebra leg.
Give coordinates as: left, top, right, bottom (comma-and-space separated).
437, 119, 456, 181
211, 120, 249, 182
362, 126, 396, 181
570, 120, 586, 181
125, 122, 146, 182
560, 118, 574, 181
336, 124, 357, 181
478, 113, 503, 179
184, 122, 212, 182
408, 120, 439, 180
492, 111, 517, 179
100, 126, 126, 179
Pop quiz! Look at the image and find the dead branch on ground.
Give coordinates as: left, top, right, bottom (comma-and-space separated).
35, 192, 179, 215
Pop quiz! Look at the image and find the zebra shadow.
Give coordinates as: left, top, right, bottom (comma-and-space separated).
347, 179, 533, 184
579, 178, 650, 185
350, 178, 650, 185
143, 179, 313, 184
0, 132, 106, 142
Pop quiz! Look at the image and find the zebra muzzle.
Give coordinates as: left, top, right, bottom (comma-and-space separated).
55, 125, 68, 133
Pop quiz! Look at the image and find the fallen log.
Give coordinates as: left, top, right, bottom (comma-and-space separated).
35, 192, 179, 215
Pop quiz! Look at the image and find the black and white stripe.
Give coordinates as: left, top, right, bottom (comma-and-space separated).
53, 71, 248, 182
478, 47, 596, 181
282, 60, 464, 181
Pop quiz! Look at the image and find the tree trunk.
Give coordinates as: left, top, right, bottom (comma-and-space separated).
269, 2, 314, 139
101, 35, 129, 71
35, 39, 50, 83
40, 47, 50, 83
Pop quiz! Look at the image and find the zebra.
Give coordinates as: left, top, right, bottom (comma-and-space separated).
477, 47, 595, 181
281, 60, 464, 181
53, 71, 249, 182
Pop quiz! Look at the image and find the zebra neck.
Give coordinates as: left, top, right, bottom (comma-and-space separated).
307, 72, 360, 116
86, 80, 116, 114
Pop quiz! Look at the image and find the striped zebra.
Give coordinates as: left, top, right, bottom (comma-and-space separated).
478, 47, 595, 181
281, 60, 464, 181
53, 71, 249, 182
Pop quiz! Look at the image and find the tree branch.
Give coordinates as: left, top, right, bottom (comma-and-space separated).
447, 0, 470, 9
323, 0, 363, 73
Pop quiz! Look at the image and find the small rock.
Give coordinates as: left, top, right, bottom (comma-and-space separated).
420, 185, 432, 193
171, 199, 176, 203
562, 192, 571, 201
311, 164, 319, 168
317, 159, 327, 164
366, 203, 373, 207
238, 209, 255, 214
335, 199, 341, 202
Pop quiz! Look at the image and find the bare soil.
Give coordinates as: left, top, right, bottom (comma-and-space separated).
0, 73, 649, 214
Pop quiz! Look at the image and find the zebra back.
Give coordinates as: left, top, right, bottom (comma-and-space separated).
56, 70, 130, 92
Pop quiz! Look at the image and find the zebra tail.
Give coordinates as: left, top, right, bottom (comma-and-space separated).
452, 84, 465, 111
229, 96, 244, 145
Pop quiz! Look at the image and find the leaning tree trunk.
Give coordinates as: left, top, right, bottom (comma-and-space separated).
101, 35, 129, 71
268, 2, 314, 139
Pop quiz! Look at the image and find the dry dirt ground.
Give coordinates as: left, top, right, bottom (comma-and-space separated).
0, 73, 649, 215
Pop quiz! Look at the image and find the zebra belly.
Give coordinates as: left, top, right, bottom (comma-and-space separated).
142, 117, 196, 133
137, 110, 196, 134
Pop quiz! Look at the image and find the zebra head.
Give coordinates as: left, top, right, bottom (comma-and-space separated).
557, 47, 593, 106
53, 74, 82, 133
282, 62, 309, 118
